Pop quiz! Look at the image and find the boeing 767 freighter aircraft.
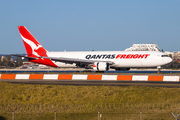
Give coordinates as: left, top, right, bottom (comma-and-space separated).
13, 26, 172, 71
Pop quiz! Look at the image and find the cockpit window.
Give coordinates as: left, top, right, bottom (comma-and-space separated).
161, 55, 169, 57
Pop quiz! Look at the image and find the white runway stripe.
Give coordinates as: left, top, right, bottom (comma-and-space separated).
16, 74, 30, 79
132, 75, 148, 81
43, 74, 59, 80
102, 75, 117, 80
72, 75, 88, 80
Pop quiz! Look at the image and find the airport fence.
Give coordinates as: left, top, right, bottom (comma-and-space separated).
0, 103, 180, 120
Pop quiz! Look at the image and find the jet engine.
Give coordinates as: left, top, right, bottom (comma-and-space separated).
93, 62, 110, 71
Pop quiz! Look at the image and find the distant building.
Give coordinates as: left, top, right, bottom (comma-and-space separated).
125, 44, 180, 61
165, 51, 180, 60
1, 56, 6, 62
10, 58, 13, 63
125, 43, 180, 62
1, 55, 13, 62
125, 44, 162, 52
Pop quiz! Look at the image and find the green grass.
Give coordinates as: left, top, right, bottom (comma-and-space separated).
0, 112, 175, 120
0, 82, 180, 119
0, 82, 180, 104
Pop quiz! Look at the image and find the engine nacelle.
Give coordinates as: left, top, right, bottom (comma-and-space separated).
93, 62, 110, 71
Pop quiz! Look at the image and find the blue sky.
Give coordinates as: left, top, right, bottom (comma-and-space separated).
0, 1, 180, 54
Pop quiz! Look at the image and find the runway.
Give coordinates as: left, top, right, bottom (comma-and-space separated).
1, 79, 180, 87
0, 69, 180, 74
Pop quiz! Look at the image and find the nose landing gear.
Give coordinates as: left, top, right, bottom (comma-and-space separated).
157, 66, 161, 73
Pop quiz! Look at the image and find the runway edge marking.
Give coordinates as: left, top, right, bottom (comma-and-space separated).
0, 74, 180, 82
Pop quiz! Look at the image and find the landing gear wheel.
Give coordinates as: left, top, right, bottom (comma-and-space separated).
157, 66, 161, 73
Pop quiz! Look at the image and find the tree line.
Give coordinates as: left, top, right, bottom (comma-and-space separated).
0, 55, 23, 68
163, 61, 180, 69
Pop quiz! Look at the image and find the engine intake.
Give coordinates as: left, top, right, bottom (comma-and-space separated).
93, 62, 110, 71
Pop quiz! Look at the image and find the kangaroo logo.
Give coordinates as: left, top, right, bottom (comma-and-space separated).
21, 35, 45, 57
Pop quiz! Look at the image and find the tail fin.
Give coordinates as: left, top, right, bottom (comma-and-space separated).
18, 26, 47, 57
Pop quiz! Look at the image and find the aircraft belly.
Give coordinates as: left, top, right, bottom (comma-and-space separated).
113, 60, 143, 67
131, 60, 143, 67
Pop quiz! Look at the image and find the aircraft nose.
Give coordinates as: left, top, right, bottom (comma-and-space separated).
166, 57, 173, 64
169, 57, 173, 63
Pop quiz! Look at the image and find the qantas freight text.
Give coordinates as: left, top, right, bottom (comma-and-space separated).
85, 54, 150, 59
116, 54, 150, 59
86, 54, 115, 59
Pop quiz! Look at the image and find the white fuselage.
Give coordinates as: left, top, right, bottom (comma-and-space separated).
46, 51, 172, 68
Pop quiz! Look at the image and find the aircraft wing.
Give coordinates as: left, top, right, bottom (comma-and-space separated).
42, 56, 114, 65
10, 54, 113, 65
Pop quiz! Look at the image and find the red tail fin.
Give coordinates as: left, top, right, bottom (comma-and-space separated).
18, 26, 47, 57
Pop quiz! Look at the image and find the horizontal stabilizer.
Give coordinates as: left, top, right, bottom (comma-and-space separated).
10, 54, 39, 60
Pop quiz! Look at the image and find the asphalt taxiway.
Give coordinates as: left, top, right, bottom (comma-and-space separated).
1, 79, 180, 87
